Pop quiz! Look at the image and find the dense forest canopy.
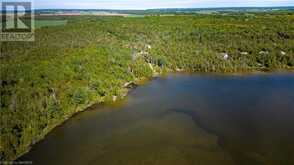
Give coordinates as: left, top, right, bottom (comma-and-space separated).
1, 12, 294, 160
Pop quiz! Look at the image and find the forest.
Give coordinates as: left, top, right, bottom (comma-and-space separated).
1, 12, 294, 161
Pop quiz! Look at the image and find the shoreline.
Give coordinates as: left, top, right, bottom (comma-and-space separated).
2, 12, 293, 162
13, 72, 157, 161
13, 68, 294, 161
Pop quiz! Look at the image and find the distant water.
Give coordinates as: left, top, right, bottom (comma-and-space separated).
19, 73, 294, 165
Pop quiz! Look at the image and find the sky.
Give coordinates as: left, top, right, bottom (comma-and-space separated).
12, 0, 294, 9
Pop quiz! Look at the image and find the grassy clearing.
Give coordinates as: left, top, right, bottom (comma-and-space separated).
35, 20, 68, 29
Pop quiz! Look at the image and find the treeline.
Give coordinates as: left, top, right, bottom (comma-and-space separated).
1, 13, 294, 160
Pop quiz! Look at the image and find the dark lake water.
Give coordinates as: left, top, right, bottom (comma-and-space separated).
19, 73, 294, 165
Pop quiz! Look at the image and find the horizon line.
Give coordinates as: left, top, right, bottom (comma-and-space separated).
33, 6, 294, 11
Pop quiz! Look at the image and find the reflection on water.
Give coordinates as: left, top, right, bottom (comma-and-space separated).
19, 73, 294, 165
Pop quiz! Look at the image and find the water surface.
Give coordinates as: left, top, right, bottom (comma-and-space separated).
19, 73, 294, 165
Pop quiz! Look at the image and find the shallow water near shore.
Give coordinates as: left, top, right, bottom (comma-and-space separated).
19, 73, 294, 165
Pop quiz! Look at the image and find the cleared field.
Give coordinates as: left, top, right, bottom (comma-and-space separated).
0, 20, 67, 29
35, 20, 68, 29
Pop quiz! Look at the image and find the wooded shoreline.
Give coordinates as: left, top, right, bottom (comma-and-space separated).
1, 13, 293, 161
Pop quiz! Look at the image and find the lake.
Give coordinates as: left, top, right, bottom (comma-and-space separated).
19, 73, 294, 165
